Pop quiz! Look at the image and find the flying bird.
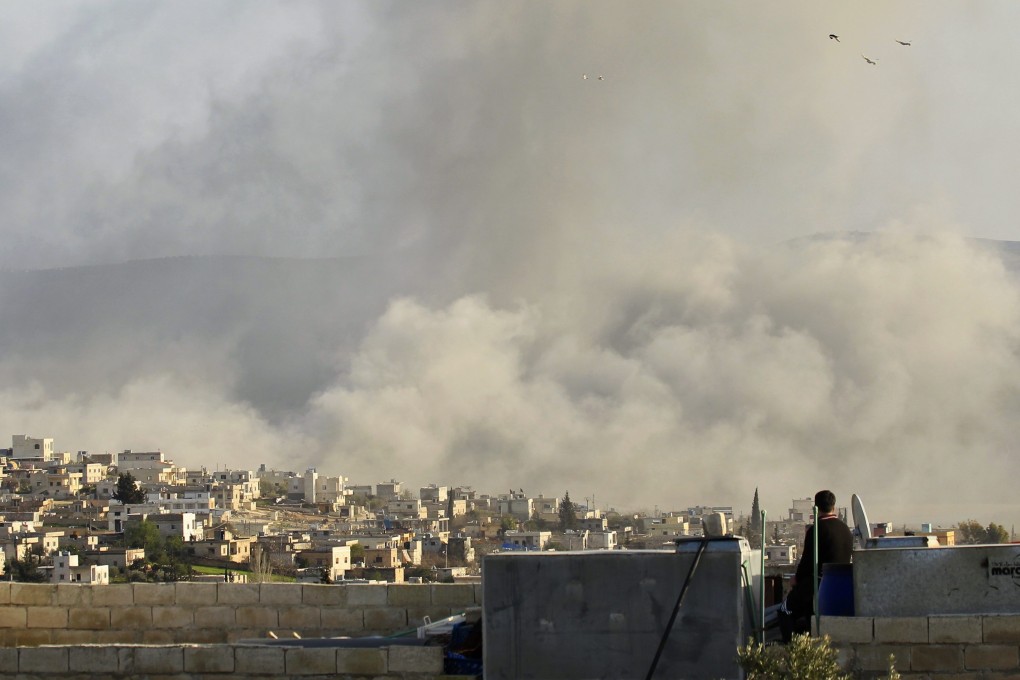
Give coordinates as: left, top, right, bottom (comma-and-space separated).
895, 40, 911, 46
862, 55, 877, 65
829, 34, 840, 42
598, 75, 604, 81
582, 74, 588, 80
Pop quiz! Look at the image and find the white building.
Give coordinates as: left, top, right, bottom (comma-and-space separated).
502, 530, 551, 551
148, 513, 202, 542
498, 494, 533, 522
117, 450, 186, 486
66, 462, 106, 485
765, 543, 797, 565
420, 485, 449, 503
27, 468, 82, 499
147, 487, 216, 517
52, 552, 109, 584
298, 545, 352, 582
11, 435, 54, 463
108, 502, 165, 533
387, 498, 426, 519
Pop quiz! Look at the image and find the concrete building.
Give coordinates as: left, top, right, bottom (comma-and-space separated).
589, 530, 618, 550
376, 479, 402, 500
387, 498, 426, 519
419, 485, 448, 503
563, 530, 588, 551
148, 513, 202, 542
212, 483, 256, 512
52, 551, 109, 584
347, 484, 373, 498
312, 474, 345, 503
502, 530, 551, 551
189, 529, 253, 564
147, 486, 216, 516
448, 534, 475, 563
364, 545, 400, 569
11, 435, 54, 463
107, 502, 164, 532
299, 545, 352, 582
497, 494, 533, 522
255, 465, 299, 496
531, 495, 559, 524
26, 468, 82, 499
117, 450, 186, 486
65, 462, 106, 485
83, 547, 146, 570
578, 516, 608, 532
420, 533, 446, 556
765, 543, 797, 565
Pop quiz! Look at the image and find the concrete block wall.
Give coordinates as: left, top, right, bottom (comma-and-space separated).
0, 582, 480, 646
0, 643, 466, 679
821, 614, 1020, 678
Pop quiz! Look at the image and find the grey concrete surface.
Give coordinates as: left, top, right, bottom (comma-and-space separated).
854, 544, 1020, 616
483, 539, 761, 679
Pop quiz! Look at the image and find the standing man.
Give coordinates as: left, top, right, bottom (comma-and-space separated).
779, 489, 853, 642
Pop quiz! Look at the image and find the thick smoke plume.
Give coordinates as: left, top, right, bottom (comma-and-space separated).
2, 232, 1019, 525
2, 3, 1020, 524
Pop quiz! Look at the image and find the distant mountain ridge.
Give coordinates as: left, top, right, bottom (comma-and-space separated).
3, 235, 1020, 421
0, 253, 430, 418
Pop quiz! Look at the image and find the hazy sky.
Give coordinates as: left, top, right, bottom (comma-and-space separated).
3, 2, 1020, 527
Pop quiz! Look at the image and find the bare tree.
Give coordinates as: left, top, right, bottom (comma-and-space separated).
248, 543, 274, 583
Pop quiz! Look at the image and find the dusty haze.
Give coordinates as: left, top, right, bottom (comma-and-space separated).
2, 2, 1020, 526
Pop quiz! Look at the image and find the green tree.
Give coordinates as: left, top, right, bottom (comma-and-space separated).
984, 522, 1009, 544
957, 519, 1009, 545
113, 473, 146, 504
527, 509, 548, 531
559, 491, 578, 531
956, 520, 984, 544
6, 558, 48, 583
751, 488, 761, 533
125, 519, 164, 558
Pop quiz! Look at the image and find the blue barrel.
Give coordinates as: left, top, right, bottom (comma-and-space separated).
818, 562, 854, 616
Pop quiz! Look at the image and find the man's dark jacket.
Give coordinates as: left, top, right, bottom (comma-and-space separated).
786, 515, 853, 616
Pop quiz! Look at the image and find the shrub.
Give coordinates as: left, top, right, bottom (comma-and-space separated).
737, 634, 899, 680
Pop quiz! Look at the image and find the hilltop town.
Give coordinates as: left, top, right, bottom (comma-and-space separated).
0, 433, 954, 587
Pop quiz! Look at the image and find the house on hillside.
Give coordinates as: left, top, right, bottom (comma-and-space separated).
52, 551, 109, 584
188, 526, 252, 564
503, 530, 550, 551
298, 545, 351, 582
148, 513, 202, 542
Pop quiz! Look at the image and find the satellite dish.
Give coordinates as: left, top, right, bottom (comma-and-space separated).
851, 493, 872, 547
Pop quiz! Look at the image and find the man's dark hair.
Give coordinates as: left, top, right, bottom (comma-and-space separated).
814, 489, 836, 513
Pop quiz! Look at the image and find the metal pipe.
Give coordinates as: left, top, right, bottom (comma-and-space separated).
812, 505, 819, 636
759, 509, 766, 643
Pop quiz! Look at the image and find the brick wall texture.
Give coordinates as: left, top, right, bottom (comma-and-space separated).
821, 614, 1020, 678
0, 643, 458, 679
0, 582, 480, 647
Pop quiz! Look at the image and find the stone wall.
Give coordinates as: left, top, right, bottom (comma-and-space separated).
0, 643, 457, 679
822, 614, 1020, 678
0, 582, 480, 647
